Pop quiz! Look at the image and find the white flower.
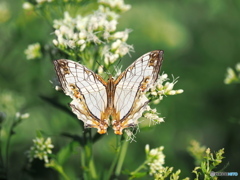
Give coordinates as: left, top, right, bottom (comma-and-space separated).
115, 42, 133, 57
55, 86, 62, 91
147, 74, 183, 104
151, 91, 158, 96
77, 39, 85, 45
236, 63, 240, 72
106, 20, 118, 32
111, 39, 122, 50
145, 144, 150, 154
168, 90, 176, 95
143, 107, 164, 125
111, 29, 131, 41
104, 52, 119, 64
98, 0, 131, 12
145, 145, 165, 176
176, 89, 184, 94
36, 0, 53, 4
27, 137, 54, 164
224, 67, 237, 84
24, 43, 42, 60
22, 2, 34, 10
52, 3, 133, 64
98, 65, 104, 74
52, 39, 58, 46
79, 31, 87, 39
164, 82, 174, 92
17, 112, 30, 119
67, 40, 76, 48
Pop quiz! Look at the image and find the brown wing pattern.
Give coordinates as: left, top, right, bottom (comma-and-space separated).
54, 59, 109, 134
112, 50, 164, 134
54, 50, 164, 135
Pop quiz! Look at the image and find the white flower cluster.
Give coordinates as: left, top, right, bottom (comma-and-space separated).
143, 106, 164, 125
98, 0, 131, 12
24, 42, 42, 60
27, 137, 54, 164
145, 144, 165, 176
15, 112, 30, 119
148, 74, 184, 104
36, 0, 53, 4
145, 145, 186, 179
224, 63, 240, 84
52, 3, 133, 65
22, 2, 34, 10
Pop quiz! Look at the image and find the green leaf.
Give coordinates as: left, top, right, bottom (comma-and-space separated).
57, 141, 79, 165
130, 172, 147, 179
36, 130, 43, 138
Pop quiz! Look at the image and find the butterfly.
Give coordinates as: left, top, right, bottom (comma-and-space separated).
54, 50, 164, 135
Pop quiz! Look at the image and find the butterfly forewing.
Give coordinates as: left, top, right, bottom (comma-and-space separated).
112, 50, 164, 134
54, 59, 109, 134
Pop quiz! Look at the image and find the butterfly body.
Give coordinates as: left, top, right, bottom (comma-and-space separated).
54, 50, 164, 135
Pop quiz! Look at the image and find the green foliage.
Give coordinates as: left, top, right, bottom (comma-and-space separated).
56, 141, 79, 165
188, 141, 225, 180
0, 91, 29, 179
0, 0, 239, 179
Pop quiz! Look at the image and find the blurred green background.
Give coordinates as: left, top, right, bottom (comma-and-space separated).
0, 0, 240, 179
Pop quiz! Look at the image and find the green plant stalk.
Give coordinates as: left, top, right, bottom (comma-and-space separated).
59, 170, 71, 180
5, 118, 17, 178
105, 136, 122, 180
88, 148, 97, 179
130, 160, 148, 176
0, 123, 5, 176
204, 154, 210, 179
52, 164, 71, 180
80, 148, 88, 179
81, 130, 97, 179
0, 124, 3, 161
46, 158, 71, 180
105, 153, 119, 180
115, 139, 129, 176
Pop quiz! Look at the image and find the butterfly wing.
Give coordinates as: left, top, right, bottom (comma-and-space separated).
112, 50, 164, 134
54, 59, 109, 134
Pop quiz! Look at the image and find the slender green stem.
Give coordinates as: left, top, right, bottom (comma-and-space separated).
115, 138, 129, 176
80, 148, 87, 179
48, 160, 71, 180
105, 136, 122, 180
89, 155, 97, 179
55, 166, 71, 180
105, 153, 119, 180
130, 160, 148, 175
5, 119, 16, 178
0, 124, 4, 166
81, 130, 97, 179
59, 171, 71, 180
0, 123, 6, 179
